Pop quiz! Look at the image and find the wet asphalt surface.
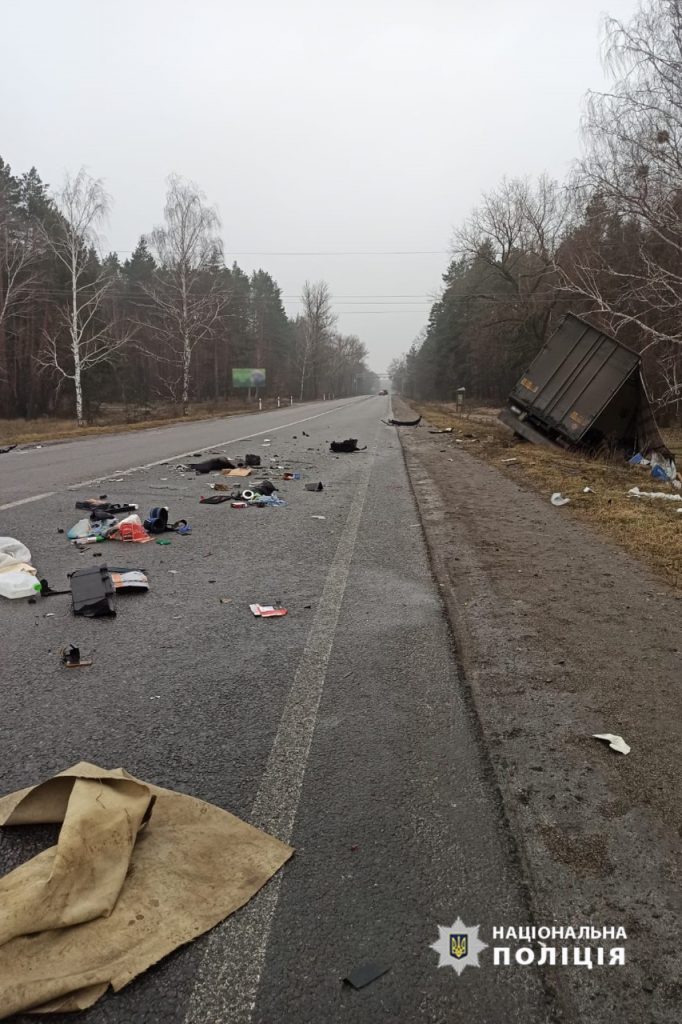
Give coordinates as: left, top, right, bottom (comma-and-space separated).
0, 397, 552, 1023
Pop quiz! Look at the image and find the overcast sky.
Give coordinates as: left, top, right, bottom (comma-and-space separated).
2, 0, 638, 374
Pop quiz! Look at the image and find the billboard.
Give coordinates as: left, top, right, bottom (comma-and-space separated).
232, 368, 266, 388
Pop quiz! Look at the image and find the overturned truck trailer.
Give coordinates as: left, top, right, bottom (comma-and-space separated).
499, 313, 670, 457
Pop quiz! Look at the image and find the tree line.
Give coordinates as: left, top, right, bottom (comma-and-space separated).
391, 0, 682, 422
0, 165, 376, 424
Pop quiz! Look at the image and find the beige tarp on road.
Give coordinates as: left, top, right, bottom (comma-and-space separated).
0, 762, 293, 1019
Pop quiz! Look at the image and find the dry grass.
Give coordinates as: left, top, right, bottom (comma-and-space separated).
409, 401, 682, 591
0, 399, 288, 446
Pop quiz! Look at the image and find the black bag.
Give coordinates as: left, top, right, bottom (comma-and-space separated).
70, 566, 116, 618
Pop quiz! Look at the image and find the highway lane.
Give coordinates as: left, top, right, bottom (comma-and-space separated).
0, 397, 551, 1023
0, 397, 361, 508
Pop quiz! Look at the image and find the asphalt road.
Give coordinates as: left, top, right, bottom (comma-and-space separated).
0, 397, 551, 1024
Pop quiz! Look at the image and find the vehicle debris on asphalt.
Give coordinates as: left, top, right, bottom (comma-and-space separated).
383, 415, 421, 426
250, 603, 288, 617
60, 645, 93, 668
189, 455, 235, 473
593, 733, 631, 755
0, 762, 292, 1019
330, 438, 366, 453
343, 961, 391, 990
305, 482, 324, 491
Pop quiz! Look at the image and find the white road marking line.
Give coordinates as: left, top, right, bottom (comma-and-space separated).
0, 399, 363, 512
0, 492, 57, 512
183, 434, 378, 1024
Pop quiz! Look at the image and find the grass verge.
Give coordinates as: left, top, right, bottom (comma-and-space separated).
0, 400, 292, 446
408, 401, 682, 592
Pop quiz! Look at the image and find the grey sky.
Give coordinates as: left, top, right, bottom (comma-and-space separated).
3, 0, 637, 373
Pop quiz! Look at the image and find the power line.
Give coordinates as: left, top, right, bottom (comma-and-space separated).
108, 249, 448, 257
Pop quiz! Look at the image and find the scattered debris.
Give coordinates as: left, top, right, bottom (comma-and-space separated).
583, 486, 595, 494
501, 457, 518, 464
0, 571, 42, 599
219, 597, 232, 604
628, 486, 682, 502
311, 515, 326, 520
110, 570, 149, 592
343, 961, 391, 990
593, 733, 631, 755
75, 499, 138, 514
110, 515, 152, 543
244, 454, 261, 467
550, 492, 571, 507
0, 763, 292, 1019
305, 482, 324, 491
60, 645, 93, 668
383, 415, 421, 427
0, 536, 33, 570
156, 539, 171, 546
428, 427, 453, 434
143, 506, 170, 533
190, 456, 235, 474
70, 565, 116, 618
222, 467, 251, 477
200, 494, 232, 504
250, 604, 287, 617
252, 479, 278, 495
330, 439, 366, 453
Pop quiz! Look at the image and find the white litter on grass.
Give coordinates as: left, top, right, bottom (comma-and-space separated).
628, 486, 682, 502
593, 733, 630, 755
551, 492, 571, 507
583, 487, 595, 494
502, 458, 518, 464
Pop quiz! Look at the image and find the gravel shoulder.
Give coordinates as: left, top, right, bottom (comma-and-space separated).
395, 399, 682, 1024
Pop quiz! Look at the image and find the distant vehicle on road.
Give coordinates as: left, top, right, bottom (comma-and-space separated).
378, 388, 388, 395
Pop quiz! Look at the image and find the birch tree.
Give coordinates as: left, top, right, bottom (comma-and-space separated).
40, 169, 130, 424
144, 175, 225, 409
566, 0, 682, 360
297, 280, 336, 400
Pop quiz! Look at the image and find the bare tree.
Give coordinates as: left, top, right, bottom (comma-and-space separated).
143, 175, 225, 409
453, 175, 571, 344
39, 169, 131, 424
565, 0, 682, 374
297, 280, 336, 400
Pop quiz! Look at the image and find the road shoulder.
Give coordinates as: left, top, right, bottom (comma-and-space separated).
396, 403, 681, 1024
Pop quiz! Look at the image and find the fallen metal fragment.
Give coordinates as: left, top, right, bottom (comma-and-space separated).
60, 645, 93, 668
343, 961, 391, 989
593, 733, 630, 755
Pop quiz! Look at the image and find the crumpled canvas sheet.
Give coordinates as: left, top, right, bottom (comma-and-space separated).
0, 763, 293, 1018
